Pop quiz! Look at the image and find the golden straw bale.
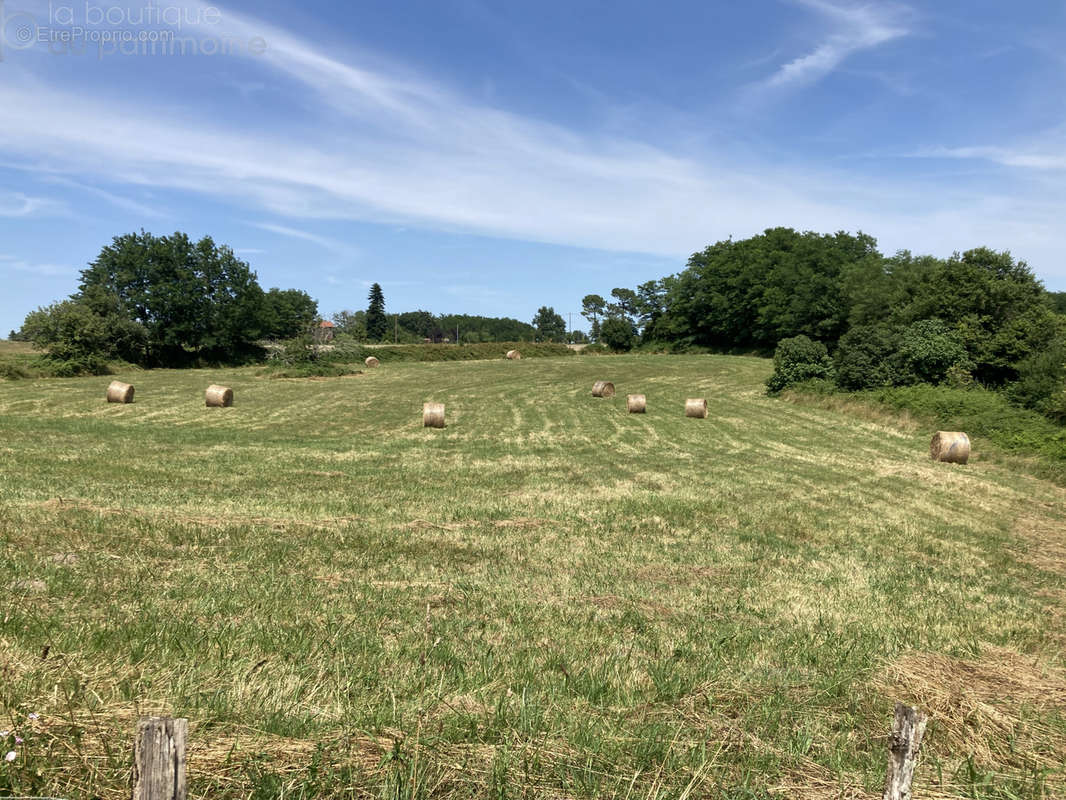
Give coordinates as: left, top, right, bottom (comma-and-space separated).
930, 431, 970, 464
684, 398, 707, 418
205, 385, 234, 408
106, 381, 134, 404
591, 381, 615, 398
423, 402, 445, 428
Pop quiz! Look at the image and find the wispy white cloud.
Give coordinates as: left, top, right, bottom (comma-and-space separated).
0, 256, 73, 278
40, 176, 166, 219
247, 222, 358, 256
920, 145, 1066, 171
0, 191, 63, 217
763, 0, 911, 89
0, 1, 1063, 285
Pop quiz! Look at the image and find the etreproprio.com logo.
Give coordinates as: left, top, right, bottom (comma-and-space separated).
0, 0, 267, 60
0, 0, 38, 58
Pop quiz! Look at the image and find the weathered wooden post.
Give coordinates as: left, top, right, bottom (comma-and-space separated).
882, 703, 928, 800
133, 717, 187, 800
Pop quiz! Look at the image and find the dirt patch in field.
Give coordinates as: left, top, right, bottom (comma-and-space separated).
877, 645, 1066, 770
38, 497, 117, 513
400, 517, 549, 532
401, 518, 467, 531
632, 563, 734, 585
426, 692, 491, 723
584, 594, 676, 619
493, 517, 548, 529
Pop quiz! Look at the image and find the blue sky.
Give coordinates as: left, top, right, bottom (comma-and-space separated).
1, 0, 1065, 335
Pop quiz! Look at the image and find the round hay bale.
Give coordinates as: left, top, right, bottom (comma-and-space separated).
627, 394, 647, 414
106, 380, 134, 404
591, 380, 615, 398
365, 356, 380, 368
506, 350, 521, 360
205, 385, 234, 408
423, 402, 445, 428
684, 398, 707, 418
930, 431, 970, 464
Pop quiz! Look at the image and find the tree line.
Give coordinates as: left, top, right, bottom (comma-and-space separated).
330, 288, 576, 344
581, 227, 1066, 421
16, 227, 1062, 420
12, 232, 577, 372
18, 231, 317, 370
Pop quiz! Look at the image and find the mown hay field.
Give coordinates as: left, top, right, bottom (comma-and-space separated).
1, 354, 1064, 799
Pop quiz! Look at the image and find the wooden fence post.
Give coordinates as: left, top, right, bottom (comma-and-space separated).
882, 703, 928, 800
132, 717, 187, 800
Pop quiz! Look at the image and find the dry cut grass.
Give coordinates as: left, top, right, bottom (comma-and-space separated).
1, 354, 1064, 799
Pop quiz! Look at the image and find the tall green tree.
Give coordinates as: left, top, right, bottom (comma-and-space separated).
532, 306, 567, 342
397, 310, 436, 340
608, 288, 639, 324
581, 294, 606, 342
75, 230, 267, 364
657, 228, 877, 351
331, 309, 367, 339
366, 283, 388, 341
846, 247, 1059, 385
261, 288, 318, 339
599, 316, 636, 351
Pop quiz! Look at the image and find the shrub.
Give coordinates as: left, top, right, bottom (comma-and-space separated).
897, 319, 972, 385
1008, 338, 1066, 421
600, 317, 636, 352
262, 362, 359, 378
866, 383, 1066, 465
36, 355, 112, 377
20, 301, 147, 364
370, 342, 572, 362
577, 343, 609, 355
766, 335, 834, 394
834, 324, 902, 390
0, 362, 31, 380
786, 377, 838, 396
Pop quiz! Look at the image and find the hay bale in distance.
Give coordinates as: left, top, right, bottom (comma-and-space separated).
365, 356, 380, 368
591, 381, 615, 398
627, 394, 647, 414
423, 402, 445, 428
506, 350, 521, 360
205, 385, 234, 408
685, 398, 707, 418
930, 431, 970, 464
106, 380, 134, 404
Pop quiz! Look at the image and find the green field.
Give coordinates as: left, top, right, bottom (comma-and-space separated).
2, 354, 1064, 799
